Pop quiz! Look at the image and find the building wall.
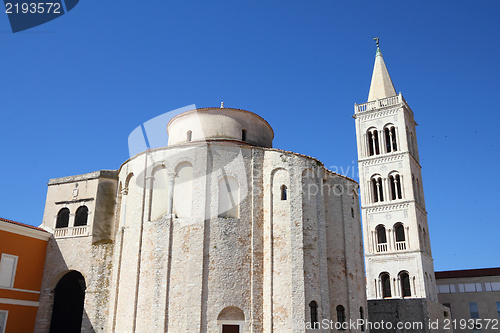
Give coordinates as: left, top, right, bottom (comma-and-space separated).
105, 142, 366, 332
436, 273, 500, 333
35, 237, 114, 333
367, 299, 451, 333
34, 136, 367, 332
0, 304, 39, 333
35, 171, 117, 333
0, 220, 49, 333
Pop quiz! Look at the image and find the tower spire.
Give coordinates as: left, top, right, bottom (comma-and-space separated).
367, 38, 397, 102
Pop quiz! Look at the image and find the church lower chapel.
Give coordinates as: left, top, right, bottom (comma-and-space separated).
31, 44, 450, 332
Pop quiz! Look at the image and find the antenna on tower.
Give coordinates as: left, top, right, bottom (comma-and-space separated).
372, 37, 380, 48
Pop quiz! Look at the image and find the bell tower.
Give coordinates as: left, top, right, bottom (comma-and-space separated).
354, 41, 438, 303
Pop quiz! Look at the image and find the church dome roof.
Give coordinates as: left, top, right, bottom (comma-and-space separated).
167, 106, 274, 148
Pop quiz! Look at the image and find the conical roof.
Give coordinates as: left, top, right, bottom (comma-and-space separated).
367, 47, 397, 102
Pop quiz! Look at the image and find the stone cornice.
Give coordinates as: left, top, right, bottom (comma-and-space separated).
54, 198, 95, 205
362, 200, 428, 215
356, 106, 401, 121
48, 170, 118, 185
359, 152, 405, 166
363, 201, 411, 213
365, 249, 422, 258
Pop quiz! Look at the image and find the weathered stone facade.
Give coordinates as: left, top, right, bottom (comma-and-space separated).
35, 107, 367, 332
35, 171, 118, 332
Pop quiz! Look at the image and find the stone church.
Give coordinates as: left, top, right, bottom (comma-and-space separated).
33, 44, 447, 332
35, 101, 366, 331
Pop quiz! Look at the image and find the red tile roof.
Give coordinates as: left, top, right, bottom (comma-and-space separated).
435, 267, 500, 279
0, 217, 47, 232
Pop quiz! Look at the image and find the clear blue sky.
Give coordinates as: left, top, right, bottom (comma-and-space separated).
0, 1, 498, 271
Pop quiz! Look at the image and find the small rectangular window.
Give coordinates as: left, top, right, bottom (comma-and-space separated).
0, 310, 7, 333
469, 302, 479, 319
475, 283, 482, 292
485, 282, 492, 291
0, 254, 18, 288
491, 282, 500, 291
438, 284, 450, 293
450, 284, 456, 293
496, 302, 500, 318
458, 284, 465, 292
465, 283, 476, 292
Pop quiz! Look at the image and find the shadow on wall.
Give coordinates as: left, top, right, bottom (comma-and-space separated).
35, 239, 94, 333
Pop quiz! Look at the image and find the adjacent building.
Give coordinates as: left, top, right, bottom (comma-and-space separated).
0, 217, 50, 333
436, 267, 500, 333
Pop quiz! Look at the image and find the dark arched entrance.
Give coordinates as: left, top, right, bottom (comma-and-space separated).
50, 271, 86, 333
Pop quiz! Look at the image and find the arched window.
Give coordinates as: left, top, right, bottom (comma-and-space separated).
400, 272, 411, 297
367, 128, 380, 156
389, 173, 402, 200
381, 273, 392, 298
280, 185, 287, 201
395, 223, 406, 250
412, 174, 419, 203
218, 176, 239, 218
371, 175, 384, 202
376, 225, 387, 252
309, 301, 319, 328
423, 228, 427, 249
406, 126, 412, 155
359, 307, 365, 331
410, 132, 417, 157
242, 129, 247, 142
56, 208, 70, 228
336, 305, 346, 327
376, 225, 387, 244
384, 125, 398, 153
418, 225, 424, 248
187, 130, 192, 142
395, 223, 405, 242
417, 178, 422, 205
74, 206, 88, 227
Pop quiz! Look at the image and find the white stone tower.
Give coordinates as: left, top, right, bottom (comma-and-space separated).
354, 43, 439, 303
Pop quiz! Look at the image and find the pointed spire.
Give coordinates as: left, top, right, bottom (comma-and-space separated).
367, 38, 397, 102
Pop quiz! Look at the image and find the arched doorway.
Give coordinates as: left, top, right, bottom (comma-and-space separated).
217, 306, 245, 333
50, 271, 86, 333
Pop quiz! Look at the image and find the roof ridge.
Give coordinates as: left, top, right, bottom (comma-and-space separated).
0, 217, 47, 232
435, 267, 500, 279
